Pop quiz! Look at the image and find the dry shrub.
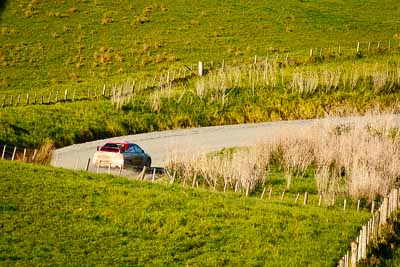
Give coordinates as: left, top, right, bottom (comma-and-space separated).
273, 129, 315, 189
166, 112, 400, 201
166, 145, 272, 195
264, 112, 400, 201
33, 138, 55, 165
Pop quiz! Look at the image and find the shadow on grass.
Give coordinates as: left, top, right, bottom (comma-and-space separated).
0, 0, 7, 23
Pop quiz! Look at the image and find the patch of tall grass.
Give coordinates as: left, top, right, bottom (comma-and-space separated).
166, 112, 400, 201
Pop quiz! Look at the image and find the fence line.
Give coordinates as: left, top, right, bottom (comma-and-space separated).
337, 188, 399, 267
0, 144, 38, 162
0, 65, 195, 109
2, 40, 399, 109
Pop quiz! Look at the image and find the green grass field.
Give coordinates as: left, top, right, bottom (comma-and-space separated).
1, 0, 400, 148
0, 160, 370, 266
1, 0, 399, 91
0, 1, 399, 265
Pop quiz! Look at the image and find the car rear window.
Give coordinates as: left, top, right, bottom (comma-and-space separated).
100, 143, 120, 152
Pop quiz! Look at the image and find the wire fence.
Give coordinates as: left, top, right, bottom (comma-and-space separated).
2, 39, 400, 109
0, 144, 38, 162
337, 188, 399, 267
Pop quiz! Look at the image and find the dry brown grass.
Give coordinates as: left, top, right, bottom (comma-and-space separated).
166, 112, 400, 201
166, 146, 272, 195
33, 138, 55, 165
195, 61, 400, 97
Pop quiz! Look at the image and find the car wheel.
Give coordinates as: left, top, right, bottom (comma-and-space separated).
145, 158, 151, 168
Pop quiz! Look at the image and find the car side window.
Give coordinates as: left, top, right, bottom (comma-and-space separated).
127, 144, 136, 153
133, 145, 143, 153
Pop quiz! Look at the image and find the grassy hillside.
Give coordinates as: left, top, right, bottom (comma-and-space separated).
0, 160, 370, 266
1, 56, 400, 148
1, 1, 400, 148
1, 0, 399, 91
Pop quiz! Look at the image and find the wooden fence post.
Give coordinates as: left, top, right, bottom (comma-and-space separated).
32, 149, 37, 161
380, 197, 389, 226
356, 42, 360, 53
198, 61, 203, 76
303, 192, 308, 205
152, 168, 156, 182
138, 166, 147, 180
23, 148, 27, 162
86, 158, 91, 171
192, 172, 197, 187
170, 171, 176, 184
343, 199, 347, 211
357, 200, 360, 211
295, 193, 300, 204
260, 187, 266, 199
245, 184, 250, 197
64, 89, 68, 101
351, 241, 357, 267
281, 191, 285, 201
11, 146, 16, 161
394, 188, 399, 212
361, 225, 367, 259
371, 214, 376, 238
268, 187, 273, 200
1, 145, 6, 159
357, 231, 362, 262
309, 48, 313, 57
86, 158, 90, 171
374, 212, 380, 238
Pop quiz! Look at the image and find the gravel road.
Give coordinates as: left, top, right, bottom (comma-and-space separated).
51, 114, 400, 173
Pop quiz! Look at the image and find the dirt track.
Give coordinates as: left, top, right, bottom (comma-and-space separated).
51, 114, 400, 173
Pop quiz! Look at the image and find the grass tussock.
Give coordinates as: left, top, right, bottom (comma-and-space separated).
32, 138, 55, 165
